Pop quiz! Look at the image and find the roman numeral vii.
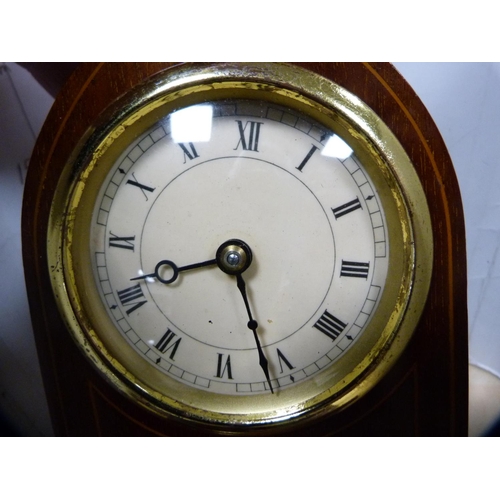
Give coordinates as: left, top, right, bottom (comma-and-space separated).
154, 329, 182, 360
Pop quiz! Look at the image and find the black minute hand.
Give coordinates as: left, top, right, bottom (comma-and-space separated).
235, 273, 274, 394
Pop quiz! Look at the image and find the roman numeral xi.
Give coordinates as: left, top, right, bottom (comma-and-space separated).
179, 142, 199, 162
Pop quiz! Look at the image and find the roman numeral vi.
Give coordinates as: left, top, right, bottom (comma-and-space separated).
215, 353, 233, 379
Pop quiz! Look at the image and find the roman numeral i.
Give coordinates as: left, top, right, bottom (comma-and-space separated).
296, 145, 319, 172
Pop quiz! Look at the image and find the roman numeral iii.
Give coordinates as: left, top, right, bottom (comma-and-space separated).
340, 260, 370, 279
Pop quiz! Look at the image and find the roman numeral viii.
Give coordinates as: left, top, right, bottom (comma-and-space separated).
313, 310, 347, 341
116, 283, 147, 315
234, 120, 263, 152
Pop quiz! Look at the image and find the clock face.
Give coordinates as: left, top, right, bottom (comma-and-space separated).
90, 99, 388, 395
52, 63, 432, 428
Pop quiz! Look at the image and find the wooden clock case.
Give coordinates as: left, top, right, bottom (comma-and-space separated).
22, 63, 468, 436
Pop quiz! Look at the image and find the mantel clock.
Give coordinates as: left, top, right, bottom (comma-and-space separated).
22, 63, 468, 436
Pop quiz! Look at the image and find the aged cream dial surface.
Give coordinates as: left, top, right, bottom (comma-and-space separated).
52, 63, 431, 428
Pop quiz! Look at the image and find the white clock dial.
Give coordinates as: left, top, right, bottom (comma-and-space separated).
89, 99, 389, 395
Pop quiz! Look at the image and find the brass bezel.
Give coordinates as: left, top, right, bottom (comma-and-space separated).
47, 63, 433, 430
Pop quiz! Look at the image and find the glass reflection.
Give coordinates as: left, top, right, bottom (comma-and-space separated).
170, 105, 213, 143
322, 134, 353, 161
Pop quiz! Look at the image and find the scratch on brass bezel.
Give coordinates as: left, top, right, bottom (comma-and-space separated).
47, 63, 433, 430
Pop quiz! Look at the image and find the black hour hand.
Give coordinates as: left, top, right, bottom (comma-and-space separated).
131, 258, 217, 284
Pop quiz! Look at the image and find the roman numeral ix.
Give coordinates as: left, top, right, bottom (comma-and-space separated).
108, 233, 135, 251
